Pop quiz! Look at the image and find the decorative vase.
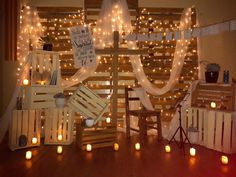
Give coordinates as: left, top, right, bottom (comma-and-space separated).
43, 44, 53, 51
85, 118, 94, 127
55, 98, 66, 108
205, 71, 219, 83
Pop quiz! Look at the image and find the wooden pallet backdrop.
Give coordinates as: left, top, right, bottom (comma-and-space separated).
37, 1, 198, 125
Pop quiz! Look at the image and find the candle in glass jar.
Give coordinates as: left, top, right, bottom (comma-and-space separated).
25, 151, 32, 160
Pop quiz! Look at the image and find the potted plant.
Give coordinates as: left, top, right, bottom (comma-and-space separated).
205, 63, 220, 83
40, 36, 53, 51
54, 92, 66, 108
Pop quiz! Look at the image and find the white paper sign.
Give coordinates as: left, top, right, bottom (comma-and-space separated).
70, 26, 96, 68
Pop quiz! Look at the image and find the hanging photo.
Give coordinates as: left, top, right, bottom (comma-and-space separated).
70, 26, 96, 68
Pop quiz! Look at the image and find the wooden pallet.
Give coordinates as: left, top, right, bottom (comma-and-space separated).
67, 84, 109, 124
9, 110, 41, 151
76, 122, 117, 150
183, 107, 236, 154
44, 107, 74, 145
21, 85, 63, 109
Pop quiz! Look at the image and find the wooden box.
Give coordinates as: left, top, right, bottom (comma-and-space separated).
44, 107, 74, 145
67, 84, 109, 124
183, 107, 236, 154
191, 82, 235, 111
9, 110, 41, 151
28, 50, 61, 86
76, 122, 117, 150
21, 85, 62, 109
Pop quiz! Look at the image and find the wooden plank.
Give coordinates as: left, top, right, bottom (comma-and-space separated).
207, 110, 215, 150
223, 113, 232, 153
215, 112, 223, 152
198, 108, 204, 145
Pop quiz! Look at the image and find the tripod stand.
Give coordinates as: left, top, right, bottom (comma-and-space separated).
168, 104, 192, 151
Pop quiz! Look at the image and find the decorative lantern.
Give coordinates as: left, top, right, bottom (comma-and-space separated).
189, 147, 196, 156
114, 143, 119, 151
86, 144, 92, 151
58, 134, 63, 141
32, 137, 38, 145
23, 79, 29, 85
165, 145, 171, 153
25, 151, 32, 160
221, 155, 228, 165
135, 143, 141, 151
106, 117, 111, 124
210, 102, 216, 109
57, 146, 63, 154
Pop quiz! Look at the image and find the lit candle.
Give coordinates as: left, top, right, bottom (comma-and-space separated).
165, 145, 171, 153
58, 134, 63, 141
86, 144, 92, 152
25, 151, 32, 160
40, 81, 45, 85
32, 137, 38, 145
57, 146, 63, 154
135, 143, 141, 151
221, 155, 228, 165
210, 102, 216, 109
189, 147, 196, 156
114, 143, 119, 151
106, 117, 111, 124
23, 79, 29, 85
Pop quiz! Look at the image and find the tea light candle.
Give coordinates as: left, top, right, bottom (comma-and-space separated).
57, 146, 63, 154
135, 143, 141, 151
114, 143, 119, 151
25, 151, 32, 160
221, 155, 228, 165
86, 144, 92, 151
165, 145, 171, 153
40, 81, 45, 85
32, 137, 38, 145
23, 79, 29, 85
58, 134, 63, 141
190, 147, 196, 156
106, 117, 111, 124
210, 102, 216, 109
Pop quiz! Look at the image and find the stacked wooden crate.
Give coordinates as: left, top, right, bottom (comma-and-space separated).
9, 50, 65, 150
182, 82, 236, 153
68, 84, 116, 149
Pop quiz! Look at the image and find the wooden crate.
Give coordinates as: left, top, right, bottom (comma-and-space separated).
68, 84, 109, 124
191, 82, 235, 111
9, 110, 41, 151
183, 107, 236, 154
21, 85, 63, 109
44, 107, 74, 145
76, 122, 117, 150
28, 50, 61, 86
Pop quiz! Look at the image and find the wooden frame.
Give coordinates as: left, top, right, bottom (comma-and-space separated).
9, 109, 41, 151
67, 84, 109, 124
44, 107, 74, 145
21, 85, 62, 109
28, 50, 61, 86
191, 82, 235, 111
76, 120, 116, 150
183, 107, 236, 154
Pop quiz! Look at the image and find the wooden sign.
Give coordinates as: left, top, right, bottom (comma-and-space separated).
70, 26, 96, 68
